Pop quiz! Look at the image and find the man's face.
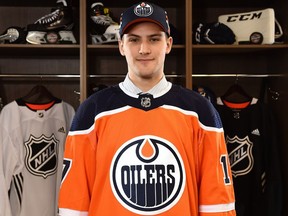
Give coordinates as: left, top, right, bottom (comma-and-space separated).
119, 22, 173, 83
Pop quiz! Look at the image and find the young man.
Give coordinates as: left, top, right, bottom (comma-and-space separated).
58, 2, 236, 216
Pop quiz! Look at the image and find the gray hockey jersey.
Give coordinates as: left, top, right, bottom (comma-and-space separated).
0, 98, 75, 216
0, 127, 14, 216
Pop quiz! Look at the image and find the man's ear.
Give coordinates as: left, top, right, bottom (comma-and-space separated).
166, 36, 173, 54
118, 40, 125, 56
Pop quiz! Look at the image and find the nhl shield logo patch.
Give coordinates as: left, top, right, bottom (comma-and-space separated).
139, 93, 153, 108
25, 134, 59, 178
141, 97, 151, 108
226, 135, 254, 178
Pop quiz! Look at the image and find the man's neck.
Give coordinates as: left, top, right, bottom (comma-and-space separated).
128, 74, 164, 93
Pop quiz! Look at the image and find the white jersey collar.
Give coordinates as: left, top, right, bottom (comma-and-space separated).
119, 74, 172, 98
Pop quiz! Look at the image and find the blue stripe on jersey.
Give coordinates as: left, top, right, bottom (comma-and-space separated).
70, 85, 223, 132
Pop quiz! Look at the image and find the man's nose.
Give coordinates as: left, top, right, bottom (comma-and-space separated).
139, 41, 151, 54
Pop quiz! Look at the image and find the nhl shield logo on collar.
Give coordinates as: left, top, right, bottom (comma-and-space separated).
139, 93, 152, 108
141, 96, 151, 108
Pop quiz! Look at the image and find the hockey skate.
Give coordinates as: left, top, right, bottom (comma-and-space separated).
89, 2, 119, 44
26, 0, 77, 44
0, 26, 26, 44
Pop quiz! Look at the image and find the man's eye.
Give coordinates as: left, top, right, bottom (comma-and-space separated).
150, 38, 160, 42
129, 38, 138, 42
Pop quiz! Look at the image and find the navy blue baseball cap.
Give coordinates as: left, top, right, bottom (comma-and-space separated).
119, 2, 170, 37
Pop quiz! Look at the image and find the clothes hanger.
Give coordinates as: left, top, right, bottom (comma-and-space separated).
21, 84, 57, 104
221, 75, 252, 103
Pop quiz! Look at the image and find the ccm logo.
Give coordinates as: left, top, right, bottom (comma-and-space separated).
226, 12, 262, 22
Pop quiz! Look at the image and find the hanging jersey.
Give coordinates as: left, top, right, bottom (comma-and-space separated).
216, 97, 282, 216
0, 171, 12, 216
59, 84, 236, 216
0, 98, 75, 216
0, 127, 14, 216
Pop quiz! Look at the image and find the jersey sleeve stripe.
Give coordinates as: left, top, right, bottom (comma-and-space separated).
199, 122, 224, 133
68, 105, 132, 136
59, 208, 88, 216
199, 202, 235, 213
162, 105, 224, 132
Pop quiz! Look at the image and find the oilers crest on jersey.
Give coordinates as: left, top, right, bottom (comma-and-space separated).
110, 135, 186, 215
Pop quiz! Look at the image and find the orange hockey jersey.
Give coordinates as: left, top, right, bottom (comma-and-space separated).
59, 84, 236, 216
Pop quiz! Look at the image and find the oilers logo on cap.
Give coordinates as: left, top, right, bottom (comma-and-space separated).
119, 2, 170, 37
134, 2, 153, 17
110, 135, 185, 215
